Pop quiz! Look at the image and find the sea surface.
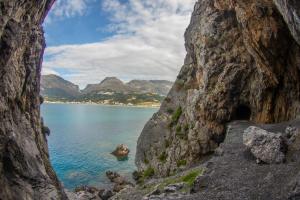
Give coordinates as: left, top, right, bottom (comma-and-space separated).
41, 103, 158, 189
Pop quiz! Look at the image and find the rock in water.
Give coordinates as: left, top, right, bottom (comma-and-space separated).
243, 126, 286, 164
112, 144, 130, 159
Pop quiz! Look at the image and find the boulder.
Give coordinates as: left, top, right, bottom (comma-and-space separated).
243, 126, 287, 164
111, 144, 130, 159
74, 185, 99, 194
106, 171, 133, 193
73, 185, 103, 200
191, 175, 211, 193
98, 189, 114, 200
163, 183, 185, 193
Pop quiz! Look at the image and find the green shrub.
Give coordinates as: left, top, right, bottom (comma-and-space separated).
170, 106, 182, 127
181, 170, 201, 186
176, 79, 185, 89
158, 152, 167, 162
176, 130, 188, 140
144, 158, 149, 164
184, 124, 189, 132
167, 108, 174, 114
143, 167, 155, 178
176, 159, 187, 167
176, 125, 182, 133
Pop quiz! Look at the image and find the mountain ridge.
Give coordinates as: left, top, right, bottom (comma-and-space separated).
41, 74, 173, 105
41, 74, 173, 97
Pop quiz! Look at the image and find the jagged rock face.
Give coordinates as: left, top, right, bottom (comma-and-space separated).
136, 0, 300, 176
0, 0, 67, 199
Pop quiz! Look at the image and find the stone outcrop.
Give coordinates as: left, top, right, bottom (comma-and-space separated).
0, 0, 66, 199
111, 144, 130, 159
136, 0, 300, 176
243, 126, 286, 164
106, 171, 134, 192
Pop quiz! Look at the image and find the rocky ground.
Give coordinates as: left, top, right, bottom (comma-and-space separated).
113, 119, 300, 200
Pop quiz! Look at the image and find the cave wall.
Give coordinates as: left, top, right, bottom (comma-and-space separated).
136, 0, 300, 176
0, 0, 67, 199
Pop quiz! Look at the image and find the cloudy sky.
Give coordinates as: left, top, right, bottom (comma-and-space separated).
43, 0, 196, 88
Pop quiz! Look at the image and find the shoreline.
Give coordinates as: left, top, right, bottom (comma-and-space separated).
43, 101, 161, 108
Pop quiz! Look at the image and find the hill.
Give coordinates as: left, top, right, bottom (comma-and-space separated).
41, 74, 80, 100
41, 75, 173, 106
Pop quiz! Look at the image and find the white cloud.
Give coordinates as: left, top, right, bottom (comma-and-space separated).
41, 67, 59, 75
43, 0, 196, 88
44, 0, 93, 24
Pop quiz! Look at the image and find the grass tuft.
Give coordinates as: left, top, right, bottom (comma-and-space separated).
158, 152, 167, 162
176, 159, 187, 167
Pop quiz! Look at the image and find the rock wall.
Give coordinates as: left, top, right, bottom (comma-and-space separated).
136, 0, 300, 176
0, 0, 67, 199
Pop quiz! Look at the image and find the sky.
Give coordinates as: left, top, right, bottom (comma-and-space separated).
42, 0, 196, 89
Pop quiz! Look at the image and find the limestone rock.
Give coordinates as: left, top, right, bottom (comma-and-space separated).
243, 126, 286, 164
190, 175, 211, 193
0, 0, 66, 199
99, 189, 114, 200
163, 183, 185, 193
112, 144, 130, 159
72, 186, 102, 200
106, 171, 133, 192
273, 0, 300, 45
136, 0, 300, 176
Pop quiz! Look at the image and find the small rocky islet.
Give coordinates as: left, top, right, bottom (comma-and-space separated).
0, 0, 300, 199
111, 144, 130, 160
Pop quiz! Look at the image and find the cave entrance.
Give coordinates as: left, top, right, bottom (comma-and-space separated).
233, 105, 251, 120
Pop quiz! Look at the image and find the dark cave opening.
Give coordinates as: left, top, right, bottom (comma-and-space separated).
233, 105, 251, 120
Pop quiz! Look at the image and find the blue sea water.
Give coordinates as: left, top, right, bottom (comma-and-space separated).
41, 103, 157, 189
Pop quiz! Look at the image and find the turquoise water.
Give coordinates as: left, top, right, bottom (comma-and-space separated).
41, 103, 157, 189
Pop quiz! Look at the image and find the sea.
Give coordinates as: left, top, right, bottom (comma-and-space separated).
41, 103, 158, 189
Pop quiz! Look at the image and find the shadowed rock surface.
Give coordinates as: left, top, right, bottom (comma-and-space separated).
136, 0, 300, 176
0, 0, 66, 199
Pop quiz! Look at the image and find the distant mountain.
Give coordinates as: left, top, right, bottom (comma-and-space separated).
41, 74, 80, 100
82, 77, 135, 94
82, 77, 173, 96
127, 80, 173, 96
41, 74, 173, 105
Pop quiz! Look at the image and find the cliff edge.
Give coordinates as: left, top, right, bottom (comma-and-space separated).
0, 0, 66, 199
136, 0, 300, 176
